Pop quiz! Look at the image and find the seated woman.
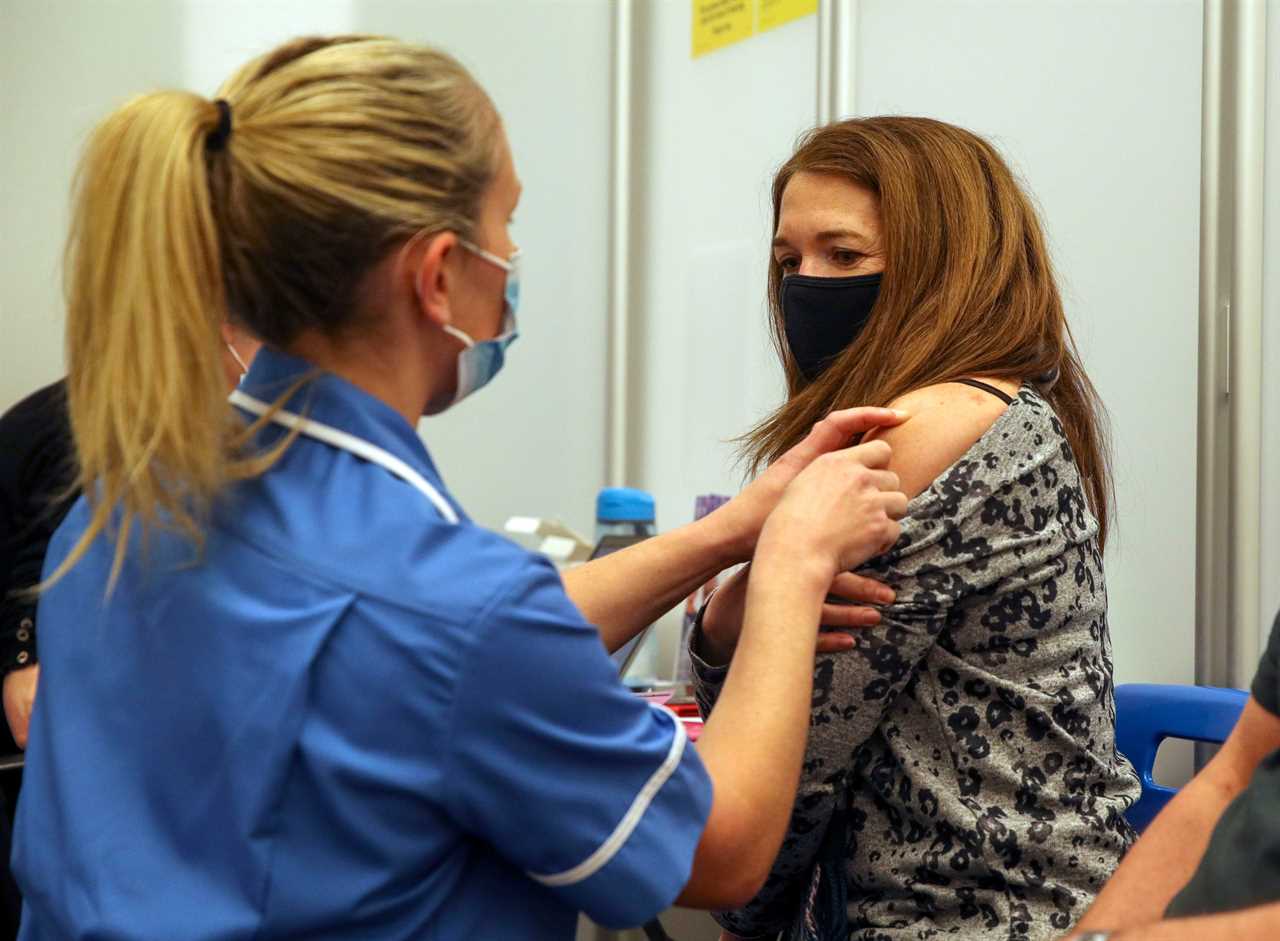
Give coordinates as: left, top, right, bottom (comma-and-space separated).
692, 116, 1140, 941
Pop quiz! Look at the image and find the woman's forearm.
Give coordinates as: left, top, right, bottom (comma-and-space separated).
560, 514, 737, 654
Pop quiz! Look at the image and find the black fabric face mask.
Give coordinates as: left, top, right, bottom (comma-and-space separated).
781, 273, 883, 382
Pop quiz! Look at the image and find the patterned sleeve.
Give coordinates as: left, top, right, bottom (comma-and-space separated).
691, 450, 1063, 936
688, 600, 728, 716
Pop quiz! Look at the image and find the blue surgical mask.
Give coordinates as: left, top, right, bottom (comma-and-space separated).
439, 240, 521, 406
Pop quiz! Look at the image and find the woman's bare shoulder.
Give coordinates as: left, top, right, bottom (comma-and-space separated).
863, 379, 1019, 500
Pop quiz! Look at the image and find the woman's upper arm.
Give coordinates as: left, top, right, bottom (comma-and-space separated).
861, 384, 1012, 500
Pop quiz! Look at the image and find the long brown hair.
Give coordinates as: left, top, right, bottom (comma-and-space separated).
55, 35, 500, 588
743, 116, 1113, 549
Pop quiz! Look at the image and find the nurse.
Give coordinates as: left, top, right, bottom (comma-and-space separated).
13, 36, 907, 940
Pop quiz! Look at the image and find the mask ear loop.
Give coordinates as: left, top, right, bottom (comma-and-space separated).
226, 341, 250, 377
396, 229, 475, 349
441, 324, 476, 348
458, 238, 517, 273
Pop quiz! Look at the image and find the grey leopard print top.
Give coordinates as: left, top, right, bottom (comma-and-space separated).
692, 386, 1140, 941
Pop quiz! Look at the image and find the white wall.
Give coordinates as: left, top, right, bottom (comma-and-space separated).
1, 1, 185, 410
850, 0, 1204, 688
181, 1, 355, 93
358, 0, 613, 538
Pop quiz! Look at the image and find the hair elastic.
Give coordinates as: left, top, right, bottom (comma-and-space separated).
206, 99, 233, 152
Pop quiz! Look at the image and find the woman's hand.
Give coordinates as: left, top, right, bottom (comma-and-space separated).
698, 566, 895, 667
3, 663, 39, 749
707, 407, 908, 564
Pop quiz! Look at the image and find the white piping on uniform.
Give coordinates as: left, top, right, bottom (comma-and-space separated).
527, 706, 688, 888
229, 390, 459, 525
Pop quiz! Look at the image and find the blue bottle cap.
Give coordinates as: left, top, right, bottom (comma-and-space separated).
596, 487, 655, 523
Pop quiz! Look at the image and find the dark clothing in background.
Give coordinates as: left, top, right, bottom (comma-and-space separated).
0, 380, 77, 703
0, 380, 77, 941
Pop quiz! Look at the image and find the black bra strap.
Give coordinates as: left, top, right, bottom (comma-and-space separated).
953, 378, 1015, 405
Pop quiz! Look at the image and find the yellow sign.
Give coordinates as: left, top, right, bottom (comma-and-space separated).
758, 0, 819, 35
692, 0, 753, 58
692, 0, 818, 59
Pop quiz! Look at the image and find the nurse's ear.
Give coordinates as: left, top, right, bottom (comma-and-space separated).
407, 231, 461, 329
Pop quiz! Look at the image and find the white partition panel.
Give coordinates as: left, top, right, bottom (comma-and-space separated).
182, 1, 355, 93
851, 0, 1204, 688
357, 0, 613, 537
1, 1, 187, 410
631, 3, 819, 533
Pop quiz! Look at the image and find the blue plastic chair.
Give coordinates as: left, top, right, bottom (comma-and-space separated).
1113, 683, 1248, 832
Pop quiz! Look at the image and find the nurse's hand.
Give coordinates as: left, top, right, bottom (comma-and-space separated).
3, 663, 39, 750
711, 406, 908, 564
760, 437, 906, 572
697, 565, 895, 667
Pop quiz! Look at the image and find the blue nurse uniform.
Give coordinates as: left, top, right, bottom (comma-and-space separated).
13, 348, 712, 940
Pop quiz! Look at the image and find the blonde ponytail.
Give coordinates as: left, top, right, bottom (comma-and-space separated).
53, 35, 500, 589
56, 92, 238, 588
